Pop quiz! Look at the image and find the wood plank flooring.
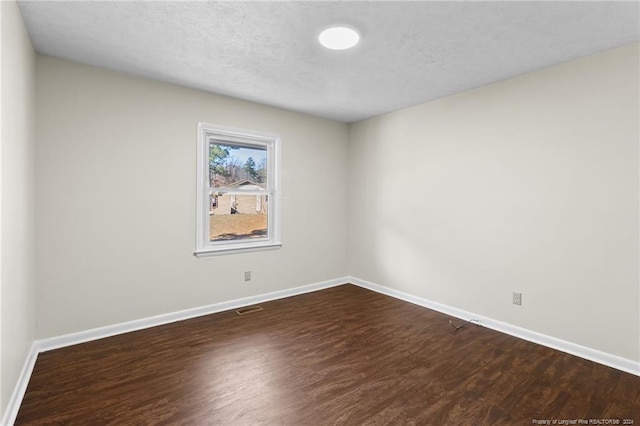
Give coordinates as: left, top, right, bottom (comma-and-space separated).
16, 284, 640, 425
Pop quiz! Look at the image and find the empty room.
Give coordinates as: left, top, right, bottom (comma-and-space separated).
1, 1, 639, 424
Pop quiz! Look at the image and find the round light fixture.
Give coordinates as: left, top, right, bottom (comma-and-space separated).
318, 26, 360, 50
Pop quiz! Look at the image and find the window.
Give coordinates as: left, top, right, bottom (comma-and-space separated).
195, 122, 281, 256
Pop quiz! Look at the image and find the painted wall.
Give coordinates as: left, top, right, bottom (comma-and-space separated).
0, 0, 36, 416
35, 56, 349, 338
348, 43, 639, 362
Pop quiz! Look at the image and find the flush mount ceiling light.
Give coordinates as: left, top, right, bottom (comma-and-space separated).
318, 26, 360, 50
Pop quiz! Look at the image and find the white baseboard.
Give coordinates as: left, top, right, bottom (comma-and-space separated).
34, 277, 348, 353
347, 276, 640, 377
4, 275, 638, 425
1, 342, 39, 426
1, 276, 347, 425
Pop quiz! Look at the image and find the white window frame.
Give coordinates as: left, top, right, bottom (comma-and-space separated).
195, 122, 281, 257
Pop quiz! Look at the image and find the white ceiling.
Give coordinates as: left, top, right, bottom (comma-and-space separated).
18, 1, 640, 123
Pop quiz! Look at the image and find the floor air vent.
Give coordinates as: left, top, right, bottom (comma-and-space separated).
235, 305, 263, 316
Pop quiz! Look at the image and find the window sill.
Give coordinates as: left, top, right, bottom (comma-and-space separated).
194, 242, 282, 258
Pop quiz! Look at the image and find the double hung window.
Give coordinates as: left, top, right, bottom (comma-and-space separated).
195, 122, 281, 256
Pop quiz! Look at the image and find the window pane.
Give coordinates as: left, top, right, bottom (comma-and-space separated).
209, 194, 268, 241
209, 141, 267, 187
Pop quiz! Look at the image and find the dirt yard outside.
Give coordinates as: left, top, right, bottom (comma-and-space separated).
210, 214, 267, 241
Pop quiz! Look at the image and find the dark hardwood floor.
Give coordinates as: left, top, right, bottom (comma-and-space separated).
16, 284, 640, 425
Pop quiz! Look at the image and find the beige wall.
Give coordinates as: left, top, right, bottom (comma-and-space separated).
35, 56, 349, 338
349, 43, 640, 361
0, 0, 37, 416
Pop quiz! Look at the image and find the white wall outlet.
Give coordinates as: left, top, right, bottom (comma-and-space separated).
513, 292, 522, 306
244, 271, 251, 282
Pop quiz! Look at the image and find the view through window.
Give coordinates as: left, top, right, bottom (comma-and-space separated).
209, 142, 268, 241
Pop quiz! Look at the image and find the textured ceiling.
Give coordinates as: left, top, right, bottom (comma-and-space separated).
18, 1, 640, 123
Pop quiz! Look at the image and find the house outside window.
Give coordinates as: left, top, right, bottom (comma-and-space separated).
195, 122, 281, 256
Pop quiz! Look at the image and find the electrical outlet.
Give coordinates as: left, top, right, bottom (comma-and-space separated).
513, 292, 522, 306
244, 271, 251, 282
